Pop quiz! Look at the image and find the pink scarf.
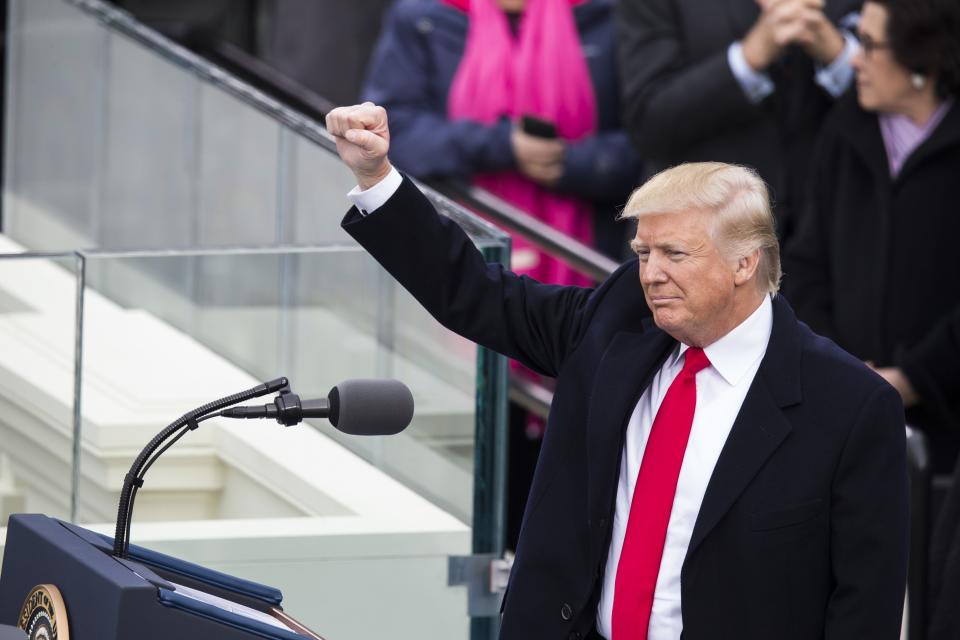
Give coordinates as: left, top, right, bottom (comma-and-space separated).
445, 0, 596, 286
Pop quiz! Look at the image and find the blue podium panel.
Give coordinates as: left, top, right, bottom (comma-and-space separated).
0, 515, 322, 640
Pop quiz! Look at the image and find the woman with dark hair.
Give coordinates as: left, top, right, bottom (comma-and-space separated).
783, 1, 960, 634
786, 0, 960, 465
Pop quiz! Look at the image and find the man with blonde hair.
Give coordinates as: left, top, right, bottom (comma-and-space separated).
621, 162, 781, 296
328, 102, 908, 639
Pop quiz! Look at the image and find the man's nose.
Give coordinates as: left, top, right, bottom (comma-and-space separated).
640, 255, 668, 284
851, 45, 865, 71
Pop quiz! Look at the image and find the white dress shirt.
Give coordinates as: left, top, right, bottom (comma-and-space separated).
347, 167, 403, 214
596, 296, 773, 640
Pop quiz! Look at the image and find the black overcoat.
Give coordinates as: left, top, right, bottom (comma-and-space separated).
784, 93, 960, 639
343, 176, 908, 639
784, 94, 960, 474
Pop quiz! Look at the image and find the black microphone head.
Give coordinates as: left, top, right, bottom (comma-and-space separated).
327, 379, 414, 436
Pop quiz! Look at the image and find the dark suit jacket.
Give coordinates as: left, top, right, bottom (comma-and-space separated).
342, 176, 909, 639
616, 0, 861, 242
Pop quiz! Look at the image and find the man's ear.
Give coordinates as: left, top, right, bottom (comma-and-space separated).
733, 249, 761, 286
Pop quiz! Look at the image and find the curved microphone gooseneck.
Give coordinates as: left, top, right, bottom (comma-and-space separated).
113, 377, 414, 559
112, 377, 289, 558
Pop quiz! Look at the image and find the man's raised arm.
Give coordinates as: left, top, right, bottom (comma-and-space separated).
328, 102, 602, 378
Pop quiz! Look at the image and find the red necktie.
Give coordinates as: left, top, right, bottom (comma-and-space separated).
612, 347, 711, 640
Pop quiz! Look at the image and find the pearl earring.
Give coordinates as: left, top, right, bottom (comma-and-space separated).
911, 73, 927, 90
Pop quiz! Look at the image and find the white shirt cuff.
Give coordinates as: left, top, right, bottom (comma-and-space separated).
727, 42, 775, 104
347, 167, 403, 215
814, 31, 858, 98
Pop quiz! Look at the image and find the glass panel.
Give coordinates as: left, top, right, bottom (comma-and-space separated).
99, 30, 198, 249
76, 246, 503, 639
284, 133, 371, 244
3, 0, 513, 253
195, 86, 281, 246
3, 0, 104, 249
3, 1, 512, 636
0, 250, 79, 525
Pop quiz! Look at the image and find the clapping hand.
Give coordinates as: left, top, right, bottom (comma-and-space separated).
742, 0, 845, 71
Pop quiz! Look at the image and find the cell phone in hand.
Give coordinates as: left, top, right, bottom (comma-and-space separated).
520, 114, 557, 139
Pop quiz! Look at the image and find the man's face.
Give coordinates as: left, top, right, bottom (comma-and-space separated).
631, 209, 740, 347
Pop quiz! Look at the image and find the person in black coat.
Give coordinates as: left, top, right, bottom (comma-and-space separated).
783, 0, 960, 475
781, 2, 960, 635
326, 102, 908, 639
616, 0, 861, 242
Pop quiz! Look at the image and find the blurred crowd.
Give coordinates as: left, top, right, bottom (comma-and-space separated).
360, 0, 960, 634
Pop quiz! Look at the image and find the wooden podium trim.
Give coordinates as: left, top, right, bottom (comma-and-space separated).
270, 608, 325, 640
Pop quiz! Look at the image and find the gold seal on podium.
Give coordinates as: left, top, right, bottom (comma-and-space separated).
18, 584, 70, 640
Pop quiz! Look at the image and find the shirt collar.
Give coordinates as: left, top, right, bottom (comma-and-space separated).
671, 295, 773, 386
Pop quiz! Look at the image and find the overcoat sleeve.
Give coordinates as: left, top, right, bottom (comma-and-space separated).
341, 176, 614, 377
899, 308, 960, 428
825, 383, 908, 638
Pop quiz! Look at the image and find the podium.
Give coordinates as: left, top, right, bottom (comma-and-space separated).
0, 514, 322, 639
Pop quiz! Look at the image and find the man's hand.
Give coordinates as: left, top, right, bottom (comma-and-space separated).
326, 102, 393, 190
511, 127, 566, 187
794, 6, 846, 65
742, 0, 841, 70
742, 0, 809, 71
866, 362, 920, 408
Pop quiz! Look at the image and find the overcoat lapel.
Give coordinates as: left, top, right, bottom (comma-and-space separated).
586, 328, 675, 558
685, 381, 792, 554
687, 295, 803, 555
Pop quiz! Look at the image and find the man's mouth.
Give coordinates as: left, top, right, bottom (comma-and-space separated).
650, 296, 680, 305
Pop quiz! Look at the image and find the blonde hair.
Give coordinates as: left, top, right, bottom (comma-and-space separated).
620, 162, 781, 294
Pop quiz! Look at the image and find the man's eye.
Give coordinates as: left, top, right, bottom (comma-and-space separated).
637, 251, 649, 261
667, 250, 686, 259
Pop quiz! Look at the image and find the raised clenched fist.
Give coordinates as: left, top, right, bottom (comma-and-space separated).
326, 102, 393, 190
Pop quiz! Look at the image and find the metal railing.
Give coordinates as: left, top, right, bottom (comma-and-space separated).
429, 179, 619, 284
170, 29, 622, 419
